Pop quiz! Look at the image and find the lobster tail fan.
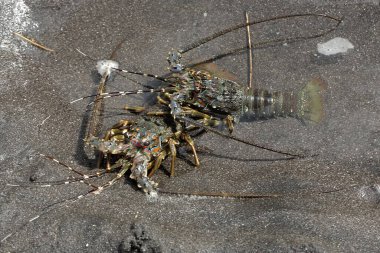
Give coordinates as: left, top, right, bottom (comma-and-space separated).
297, 78, 327, 123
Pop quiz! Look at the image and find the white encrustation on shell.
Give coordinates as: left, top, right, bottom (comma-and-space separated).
317, 37, 354, 56
96, 59, 119, 77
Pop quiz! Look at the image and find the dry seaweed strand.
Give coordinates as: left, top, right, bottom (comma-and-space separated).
84, 37, 129, 140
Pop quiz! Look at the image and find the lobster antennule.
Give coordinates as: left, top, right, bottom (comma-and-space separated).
296, 78, 327, 123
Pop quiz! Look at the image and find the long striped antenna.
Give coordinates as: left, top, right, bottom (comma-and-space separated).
0, 154, 129, 245
70, 88, 170, 104
110, 15, 342, 86
177, 115, 305, 158
179, 13, 343, 55
159, 183, 360, 199
112, 67, 169, 82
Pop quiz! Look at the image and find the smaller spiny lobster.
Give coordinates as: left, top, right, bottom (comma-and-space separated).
86, 115, 200, 194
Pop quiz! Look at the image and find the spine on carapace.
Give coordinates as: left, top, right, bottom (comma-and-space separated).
241, 78, 327, 123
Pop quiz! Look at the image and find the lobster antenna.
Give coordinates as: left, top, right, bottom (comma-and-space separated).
177, 115, 304, 158
159, 183, 360, 199
159, 189, 280, 198
179, 13, 343, 54
112, 67, 169, 82
75, 48, 97, 62
105, 15, 342, 85
0, 192, 90, 245
70, 88, 169, 104
110, 13, 342, 85
187, 34, 323, 67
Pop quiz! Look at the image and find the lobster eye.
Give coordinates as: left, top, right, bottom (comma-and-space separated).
142, 140, 150, 147
171, 64, 183, 73
123, 133, 131, 143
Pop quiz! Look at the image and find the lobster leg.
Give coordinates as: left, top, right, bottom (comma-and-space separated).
168, 138, 179, 177
88, 162, 131, 195
181, 132, 200, 167
148, 150, 167, 178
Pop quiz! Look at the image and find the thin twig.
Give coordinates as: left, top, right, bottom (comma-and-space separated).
14, 32, 54, 52
245, 12, 254, 90
85, 73, 108, 140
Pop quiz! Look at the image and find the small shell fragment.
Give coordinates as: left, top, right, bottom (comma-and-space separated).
317, 37, 354, 56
